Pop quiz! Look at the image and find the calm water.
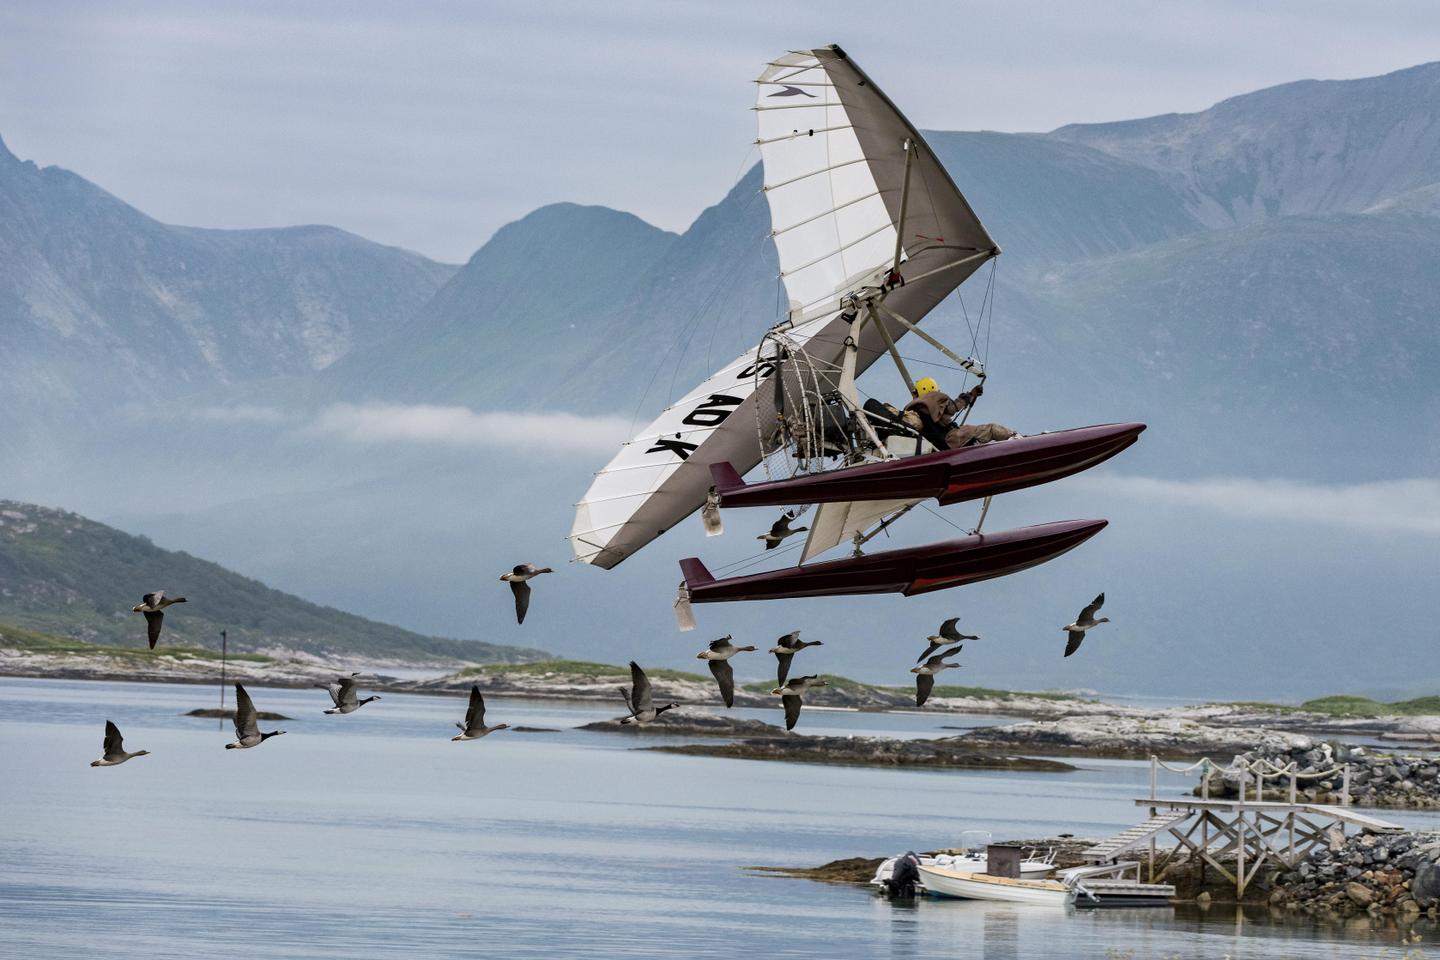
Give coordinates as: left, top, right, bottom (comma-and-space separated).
2, 678, 1437, 959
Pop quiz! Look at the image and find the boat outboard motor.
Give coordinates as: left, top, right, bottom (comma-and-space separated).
881, 851, 922, 898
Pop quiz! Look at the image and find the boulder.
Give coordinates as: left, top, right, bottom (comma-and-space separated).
1345, 882, 1374, 906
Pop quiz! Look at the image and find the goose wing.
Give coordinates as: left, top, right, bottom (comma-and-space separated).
336, 677, 359, 707
629, 661, 653, 713
707, 658, 735, 708
916, 639, 942, 664
141, 591, 161, 608
143, 610, 164, 649
707, 636, 732, 653
774, 651, 794, 687
233, 684, 259, 739
916, 673, 935, 707
103, 720, 125, 759
324, 682, 344, 707
1079, 593, 1105, 623
1064, 630, 1085, 657
463, 685, 486, 733
781, 694, 802, 731
938, 617, 963, 644
509, 580, 531, 625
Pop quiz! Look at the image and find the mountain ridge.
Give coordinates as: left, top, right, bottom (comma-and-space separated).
0, 500, 544, 664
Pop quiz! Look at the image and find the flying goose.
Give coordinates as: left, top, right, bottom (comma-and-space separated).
695, 634, 757, 708
757, 511, 808, 550
918, 617, 978, 663
225, 684, 286, 749
1063, 593, 1110, 657
771, 675, 827, 731
769, 631, 823, 687
453, 685, 509, 740
500, 563, 553, 625
910, 648, 962, 706
90, 720, 150, 767
131, 591, 187, 649
618, 661, 678, 724
321, 673, 380, 714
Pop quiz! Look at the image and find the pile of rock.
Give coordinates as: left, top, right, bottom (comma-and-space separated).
1270, 832, 1440, 918
1199, 742, 1440, 809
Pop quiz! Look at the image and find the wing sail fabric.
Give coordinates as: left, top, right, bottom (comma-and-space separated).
570, 45, 996, 569
800, 497, 921, 564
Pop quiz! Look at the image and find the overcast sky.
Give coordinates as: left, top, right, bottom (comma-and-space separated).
4, 1, 1439, 262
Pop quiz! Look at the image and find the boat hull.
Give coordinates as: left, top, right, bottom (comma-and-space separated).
679, 519, 1106, 603
710, 423, 1145, 509
871, 855, 1054, 887
917, 866, 1073, 905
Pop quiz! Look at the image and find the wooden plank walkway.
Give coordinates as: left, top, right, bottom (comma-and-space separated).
1131, 797, 1405, 832
1083, 812, 1192, 863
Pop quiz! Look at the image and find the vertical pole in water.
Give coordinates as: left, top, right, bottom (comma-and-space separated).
219, 629, 228, 731
1149, 756, 1157, 800
1342, 765, 1351, 807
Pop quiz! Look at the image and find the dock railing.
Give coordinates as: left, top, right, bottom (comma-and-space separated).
1147, 755, 1351, 807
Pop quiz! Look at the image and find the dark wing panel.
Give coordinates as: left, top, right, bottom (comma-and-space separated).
144, 610, 164, 649
708, 659, 735, 708
629, 661, 653, 713
510, 580, 531, 625
465, 685, 485, 731
1080, 593, 1105, 622
234, 684, 258, 738
1064, 630, 1085, 657
916, 673, 935, 707
774, 652, 794, 687
103, 720, 123, 757
782, 694, 802, 731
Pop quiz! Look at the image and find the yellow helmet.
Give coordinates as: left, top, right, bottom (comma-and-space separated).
915, 377, 939, 396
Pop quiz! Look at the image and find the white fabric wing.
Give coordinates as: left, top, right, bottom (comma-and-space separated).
571, 45, 997, 569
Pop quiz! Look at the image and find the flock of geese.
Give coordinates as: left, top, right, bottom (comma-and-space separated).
89, 578, 1113, 766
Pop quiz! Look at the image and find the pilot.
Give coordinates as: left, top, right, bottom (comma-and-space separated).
903, 377, 1016, 450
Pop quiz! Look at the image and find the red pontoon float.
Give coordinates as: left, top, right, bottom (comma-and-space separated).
709, 423, 1145, 510
679, 519, 1107, 604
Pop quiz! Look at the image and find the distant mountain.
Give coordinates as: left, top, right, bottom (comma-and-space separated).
0, 133, 455, 443
1050, 61, 1440, 227
0, 500, 544, 664
328, 169, 779, 412
326, 202, 678, 406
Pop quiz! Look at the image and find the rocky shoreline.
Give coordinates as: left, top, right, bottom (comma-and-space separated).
6, 646, 1439, 777
645, 736, 1076, 772
1270, 832, 1440, 919
1202, 742, 1440, 809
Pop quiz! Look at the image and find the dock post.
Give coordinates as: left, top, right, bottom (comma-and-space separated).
1236, 809, 1247, 898
1201, 758, 1210, 801
1149, 755, 1157, 801
1341, 765, 1351, 807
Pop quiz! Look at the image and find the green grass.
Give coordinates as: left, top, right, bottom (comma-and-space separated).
457, 659, 709, 684
922, 684, 1084, 702
0, 622, 275, 663
1209, 695, 1440, 718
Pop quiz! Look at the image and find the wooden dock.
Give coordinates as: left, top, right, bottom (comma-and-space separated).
1083, 756, 1406, 897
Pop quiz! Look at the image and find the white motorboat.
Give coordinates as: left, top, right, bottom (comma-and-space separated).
916, 865, 1074, 906
869, 833, 1055, 890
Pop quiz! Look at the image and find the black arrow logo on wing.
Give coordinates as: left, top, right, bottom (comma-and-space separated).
767, 85, 816, 98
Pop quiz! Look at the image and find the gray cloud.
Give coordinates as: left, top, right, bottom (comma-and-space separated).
304, 402, 631, 453
1073, 474, 1440, 535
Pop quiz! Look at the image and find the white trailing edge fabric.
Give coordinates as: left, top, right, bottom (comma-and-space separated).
800, 497, 921, 563
570, 45, 996, 569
